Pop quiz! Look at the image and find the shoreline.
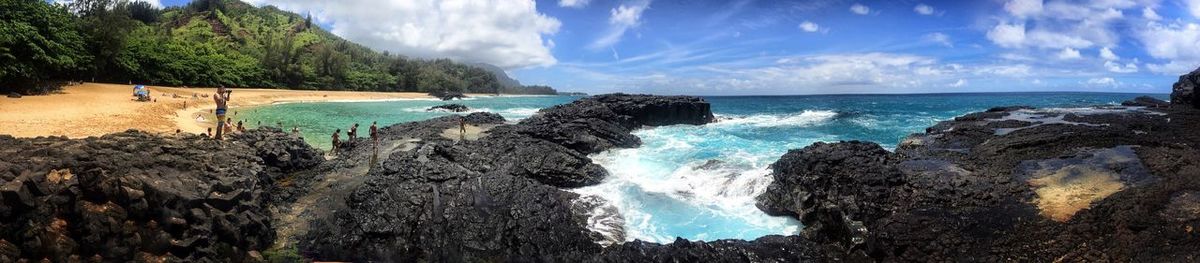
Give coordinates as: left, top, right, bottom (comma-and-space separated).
0, 82, 437, 138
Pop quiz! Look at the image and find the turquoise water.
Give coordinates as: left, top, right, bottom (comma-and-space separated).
242, 92, 1167, 243
237, 95, 578, 149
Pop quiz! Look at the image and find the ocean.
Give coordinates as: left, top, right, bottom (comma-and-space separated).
240, 92, 1167, 244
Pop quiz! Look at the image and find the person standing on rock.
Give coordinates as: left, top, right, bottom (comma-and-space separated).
213, 86, 231, 140
370, 121, 378, 143
369, 121, 380, 163
332, 129, 342, 153
349, 123, 359, 140
459, 118, 467, 137
292, 126, 300, 136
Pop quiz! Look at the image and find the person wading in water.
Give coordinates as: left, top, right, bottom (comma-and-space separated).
213, 86, 231, 140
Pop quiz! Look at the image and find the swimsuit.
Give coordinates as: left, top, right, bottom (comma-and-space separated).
215, 108, 227, 116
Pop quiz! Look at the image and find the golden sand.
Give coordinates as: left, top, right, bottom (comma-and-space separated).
0, 82, 434, 138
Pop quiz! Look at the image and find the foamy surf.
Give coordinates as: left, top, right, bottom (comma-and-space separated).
572, 125, 802, 244
714, 110, 837, 127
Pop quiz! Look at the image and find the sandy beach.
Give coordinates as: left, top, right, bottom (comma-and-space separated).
0, 82, 435, 138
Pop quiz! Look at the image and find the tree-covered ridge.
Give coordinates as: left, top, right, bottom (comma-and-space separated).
0, 0, 557, 95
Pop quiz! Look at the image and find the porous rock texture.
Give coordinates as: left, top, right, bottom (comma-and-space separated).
1173, 67, 1199, 109
292, 94, 723, 261
0, 128, 321, 262
427, 103, 470, 112
757, 99, 1200, 261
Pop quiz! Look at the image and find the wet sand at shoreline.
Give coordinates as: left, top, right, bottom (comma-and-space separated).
0, 82, 435, 138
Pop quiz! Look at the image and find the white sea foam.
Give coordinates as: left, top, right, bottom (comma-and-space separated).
572, 126, 801, 244
404, 106, 542, 119
714, 110, 837, 128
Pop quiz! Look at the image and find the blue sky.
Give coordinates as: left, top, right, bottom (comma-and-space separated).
156, 0, 1200, 95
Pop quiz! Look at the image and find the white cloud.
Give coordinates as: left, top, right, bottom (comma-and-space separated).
987, 22, 1026, 48
1004, 0, 1043, 18
850, 4, 870, 15
950, 79, 968, 87
1136, 21, 1200, 74
924, 32, 952, 47
1056, 48, 1082, 60
1138, 22, 1200, 61
137, 0, 162, 7
798, 21, 820, 32
1099, 47, 1119, 60
1104, 60, 1138, 73
1146, 60, 1200, 75
1142, 7, 1161, 20
975, 64, 1032, 77
242, 0, 560, 69
559, 0, 590, 8
990, 1, 1125, 50
590, 0, 652, 49
914, 4, 935, 15
1189, 0, 1200, 18
1085, 77, 1119, 88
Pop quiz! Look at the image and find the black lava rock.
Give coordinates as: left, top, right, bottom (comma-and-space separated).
1173, 67, 1199, 108
0, 131, 292, 262
292, 94, 717, 261
428, 103, 470, 112
430, 91, 467, 101
1122, 96, 1170, 108
757, 102, 1200, 261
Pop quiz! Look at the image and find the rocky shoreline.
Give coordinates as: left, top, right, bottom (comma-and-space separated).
2, 69, 1199, 261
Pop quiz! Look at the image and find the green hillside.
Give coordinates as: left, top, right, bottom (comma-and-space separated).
0, 0, 555, 94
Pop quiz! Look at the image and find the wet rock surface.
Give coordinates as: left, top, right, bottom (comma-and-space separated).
757, 101, 1200, 261
0, 129, 320, 262
5, 92, 1198, 262
291, 94, 720, 261
427, 103, 470, 112
1122, 95, 1170, 107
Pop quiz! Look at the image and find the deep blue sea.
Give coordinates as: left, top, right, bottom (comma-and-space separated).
240, 92, 1167, 243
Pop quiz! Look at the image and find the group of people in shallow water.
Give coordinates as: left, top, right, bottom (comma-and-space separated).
330, 121, 379, 154
195, 86, 303, 139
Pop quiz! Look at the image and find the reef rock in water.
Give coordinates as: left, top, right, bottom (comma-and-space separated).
3, 91, 1197, 262
427, 103, 470, 112
291, 94, 721, 261
757, 96, 1200, 260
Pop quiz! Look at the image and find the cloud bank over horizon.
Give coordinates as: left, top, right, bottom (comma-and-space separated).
229, 0, 1199, 95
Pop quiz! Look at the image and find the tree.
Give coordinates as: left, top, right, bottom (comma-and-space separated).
0, 0, 90, 94
126, 1, 159, 24
71, 0, 139, 82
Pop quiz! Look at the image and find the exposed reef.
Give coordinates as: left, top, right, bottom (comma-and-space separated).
290, 94, 719, 261
2, 83, 1198, 261
757, 94, 1200, 260
427, 103, 470, 112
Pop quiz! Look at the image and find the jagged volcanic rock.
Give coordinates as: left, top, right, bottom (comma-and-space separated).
0, 129, 321, 262
1122, 95, 1170, 108
757, 103, 1200, 261
1173, 67, 1200, 109
427, 103, 470, 112
292, 94, 716, 261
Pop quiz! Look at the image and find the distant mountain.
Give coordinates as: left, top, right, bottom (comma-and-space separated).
0, 0, 556, 95
470, 63, 522, 88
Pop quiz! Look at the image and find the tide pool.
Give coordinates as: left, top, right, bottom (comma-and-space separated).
242, 92, 1167, 244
